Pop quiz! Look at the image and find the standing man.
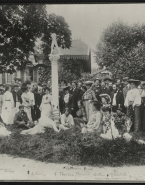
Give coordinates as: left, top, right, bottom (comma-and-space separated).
92, 78, 101, 92
104, 78, 112, 89
116, 79, 123, 91
12, 84, 22, 113
110, 84, 124, 112
71, 81, 81, 117
100, 81, 110, 95
122, 77, 131, 100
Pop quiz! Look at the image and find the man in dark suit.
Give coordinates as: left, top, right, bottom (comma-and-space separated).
34, 87, 43, 121
110, 84, 124, 112
61, 86, 74, 114
12, 84, 22, 109
70, 82, 81, 117
100, 81, 110, 95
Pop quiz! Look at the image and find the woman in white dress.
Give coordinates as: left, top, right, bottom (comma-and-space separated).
39, 87, 52, 119
1, 85, 15, 125
21, 86, 32, 121
27, 85, 35, 122
21, 87, 60, 135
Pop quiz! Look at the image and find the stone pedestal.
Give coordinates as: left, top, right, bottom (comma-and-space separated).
49, 54, 60, 124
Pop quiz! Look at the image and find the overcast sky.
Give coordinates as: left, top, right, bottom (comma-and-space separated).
46, 4, 145, 50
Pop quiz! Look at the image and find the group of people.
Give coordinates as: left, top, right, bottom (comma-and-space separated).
0, 75, 144, 136
58, 76, 145, 134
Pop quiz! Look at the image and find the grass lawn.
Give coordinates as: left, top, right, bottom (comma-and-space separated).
0, 124, 145, 167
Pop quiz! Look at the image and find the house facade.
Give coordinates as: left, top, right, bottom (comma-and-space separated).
0, 39, 91, 84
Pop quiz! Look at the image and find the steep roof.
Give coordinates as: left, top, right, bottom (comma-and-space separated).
54, 39, 90, 60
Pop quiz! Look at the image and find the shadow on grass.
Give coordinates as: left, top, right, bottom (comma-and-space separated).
0, 124, 145, 167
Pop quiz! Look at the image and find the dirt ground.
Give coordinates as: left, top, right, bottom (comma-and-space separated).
0, 154, 145, 182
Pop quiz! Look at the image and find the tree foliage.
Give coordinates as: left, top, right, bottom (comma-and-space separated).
0, 5, 72, 76
95, 21, 145, 80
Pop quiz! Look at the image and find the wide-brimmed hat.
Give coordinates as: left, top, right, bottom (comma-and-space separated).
99, 93, 111, 104
63, 86, 70, 91
127, 79, 140, 84
104, 78, 112, 82
84, 81, 94, 86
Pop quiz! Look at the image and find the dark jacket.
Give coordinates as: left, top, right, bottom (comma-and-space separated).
34, 93, 43, 107
12, 90, 22, 106
71, 88, 81, 105
100, 87, 110, 95
110, 90, 124, 110
14, 111, 29, 125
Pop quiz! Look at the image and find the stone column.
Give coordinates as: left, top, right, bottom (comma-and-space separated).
49, 54, 60, 124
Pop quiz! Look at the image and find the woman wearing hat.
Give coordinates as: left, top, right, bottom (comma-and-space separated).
82, 81, 97, 121
124, 79, 141, 132
61, 86, 73, 114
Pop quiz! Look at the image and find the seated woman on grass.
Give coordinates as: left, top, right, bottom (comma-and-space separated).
74, 100, 87, 126
81, 101, 103, 134
60, 108, 74, 130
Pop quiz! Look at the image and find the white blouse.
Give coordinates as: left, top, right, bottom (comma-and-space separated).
124, 88, 141, 107
27, 91, 35, 106
3, 91, 14, 108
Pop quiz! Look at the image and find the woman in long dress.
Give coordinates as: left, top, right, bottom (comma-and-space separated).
27, 85, 35, 122
21, 87, 60, 135
124, 79, 141, 132
39, 87, 52, 118
60, 108, 74, 130
74, 100, 87, 126
81, 101, 103, 134
21, 86, 32, 121
82, 81, 97, 122
1, 85, 15, 125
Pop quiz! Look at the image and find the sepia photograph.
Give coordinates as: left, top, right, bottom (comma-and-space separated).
0, 3, 145, 182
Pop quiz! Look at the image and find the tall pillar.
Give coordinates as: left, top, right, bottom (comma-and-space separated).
49, 54, 60, 124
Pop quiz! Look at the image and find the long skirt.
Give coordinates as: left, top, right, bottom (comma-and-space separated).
1, 101, 15, 125
24, 106, 32, 122
41, 103, 52, 118
127, 105, 141, 132
84, 100, 93, 122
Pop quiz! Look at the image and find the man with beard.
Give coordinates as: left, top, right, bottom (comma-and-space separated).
100, 81, 110, 95
108, 81, 114, 96
110, 84, 124, 112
